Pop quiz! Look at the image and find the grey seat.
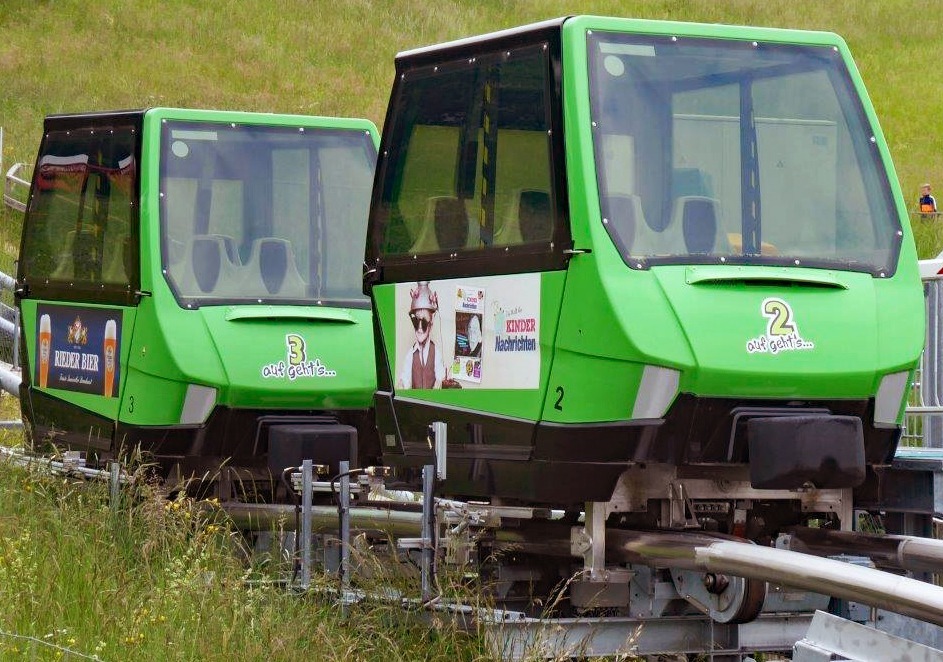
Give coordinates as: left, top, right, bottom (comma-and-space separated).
239, 237, 306, 298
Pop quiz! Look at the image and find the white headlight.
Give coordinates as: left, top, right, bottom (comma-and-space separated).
180, 384, 217, 425
874, 371, 910, 425
632, 365, 680, 419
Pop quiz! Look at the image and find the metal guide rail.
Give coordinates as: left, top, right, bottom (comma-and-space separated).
1, 128, 29, 214
225, 460, 943, 660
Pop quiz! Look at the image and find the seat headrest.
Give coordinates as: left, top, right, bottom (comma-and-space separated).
259, 238, 291, 294
518, 190, 551, 242
191, 236, 223, 293
433, 197, 468, 250
680, 197, 718, 254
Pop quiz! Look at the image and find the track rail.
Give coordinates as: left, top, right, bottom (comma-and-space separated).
223, 497, 943, 629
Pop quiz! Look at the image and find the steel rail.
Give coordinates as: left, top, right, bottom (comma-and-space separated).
223, 502, 424, 537
494, 523, 943, 627
606, 529, 943, 628
784, 525, 943, 574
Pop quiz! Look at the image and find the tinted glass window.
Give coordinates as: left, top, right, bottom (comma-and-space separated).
21, 126, 138, 296
377, 45, 555, 258
589, 34, 900, 275
160, 122, 376, 306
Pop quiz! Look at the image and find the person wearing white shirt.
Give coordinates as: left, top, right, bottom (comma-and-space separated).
398, 282, 445, 389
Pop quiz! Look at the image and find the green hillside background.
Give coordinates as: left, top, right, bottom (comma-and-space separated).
0, 3, 940, 660
2, 0, 943, 254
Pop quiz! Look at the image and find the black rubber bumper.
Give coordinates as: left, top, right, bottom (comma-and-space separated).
748, 415, 865, 489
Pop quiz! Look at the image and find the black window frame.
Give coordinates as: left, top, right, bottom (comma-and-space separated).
365, 23, 572, 286
16, 110, 144, 306
587, 32, 902, 277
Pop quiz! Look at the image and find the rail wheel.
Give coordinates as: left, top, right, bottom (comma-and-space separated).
670, 568, 766, 624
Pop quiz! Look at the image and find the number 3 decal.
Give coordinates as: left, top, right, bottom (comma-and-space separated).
286, 333, 306, 366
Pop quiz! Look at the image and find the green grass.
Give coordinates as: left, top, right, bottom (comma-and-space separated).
0, 441, 493, 661
0, 2, 940, 659
3, 1, 943, 254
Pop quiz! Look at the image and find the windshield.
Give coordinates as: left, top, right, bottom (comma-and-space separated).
160, 121, 375, 306
588, 33, 900, 275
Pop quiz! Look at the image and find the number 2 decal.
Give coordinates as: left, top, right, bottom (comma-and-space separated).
762, 298, 796, 337
747, 297, 815, 355
554, 386, 564, 411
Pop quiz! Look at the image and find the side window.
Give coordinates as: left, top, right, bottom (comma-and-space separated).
380, 45, 554, 258
22, 127, 138, 297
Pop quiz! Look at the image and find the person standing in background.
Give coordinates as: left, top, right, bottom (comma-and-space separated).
919, 183, 937, 218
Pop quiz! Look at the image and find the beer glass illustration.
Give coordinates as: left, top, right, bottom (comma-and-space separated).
104, 319, 117, 397
38, 314, 51, 388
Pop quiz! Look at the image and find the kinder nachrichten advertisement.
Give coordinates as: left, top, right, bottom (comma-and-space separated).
393, 274, 540, 390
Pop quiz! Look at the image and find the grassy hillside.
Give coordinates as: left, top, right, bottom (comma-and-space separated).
0, 3, 940, 659
0, 446, 487, 661
2, 0, 943, 253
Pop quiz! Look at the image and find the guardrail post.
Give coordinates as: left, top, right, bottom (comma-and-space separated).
109, 461, 121, 509
338, 459, 351, 599
420, 464, 435, 602
300, 459, 313, 590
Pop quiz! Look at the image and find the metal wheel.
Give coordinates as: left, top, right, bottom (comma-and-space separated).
671, 568, 767, 624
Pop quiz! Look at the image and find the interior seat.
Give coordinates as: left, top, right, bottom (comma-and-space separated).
601, 193, 642, 256
409, 196, 469, 253
239, 237, 306, 298
172, 234, 242, 297
668, 196, 728, 255
517, 190, 552, 243
50, 230, 77, 279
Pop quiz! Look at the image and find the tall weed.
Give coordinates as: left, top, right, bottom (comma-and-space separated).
0, 457, 492, 661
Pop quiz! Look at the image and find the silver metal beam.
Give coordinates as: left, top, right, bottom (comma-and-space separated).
793, 610, 943, 662
0, 360, 21, 397
224, 502, 424, 537
608, 529, 943, 628
784, 525, 943, 574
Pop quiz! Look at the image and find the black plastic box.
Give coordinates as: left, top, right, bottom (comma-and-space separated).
748, 415, 865, 489
267, 424, 358, 477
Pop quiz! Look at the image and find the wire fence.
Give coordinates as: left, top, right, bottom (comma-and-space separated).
0, 629, 103, 660
903, 276, 943, 449
0, 127, 25, 371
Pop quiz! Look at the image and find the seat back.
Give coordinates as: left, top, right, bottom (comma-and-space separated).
602, 194, 641, 255
240, 237, 306, 298
433, 197, 469, 251
409, 196, 467, 253
518, 190, 552, 243
670, 196, 727, 255
50, 230, 77, 279
171, 234, 241, 297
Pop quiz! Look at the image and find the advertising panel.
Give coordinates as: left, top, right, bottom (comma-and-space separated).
35, 304, 121, 396
394, 274, 540, 390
